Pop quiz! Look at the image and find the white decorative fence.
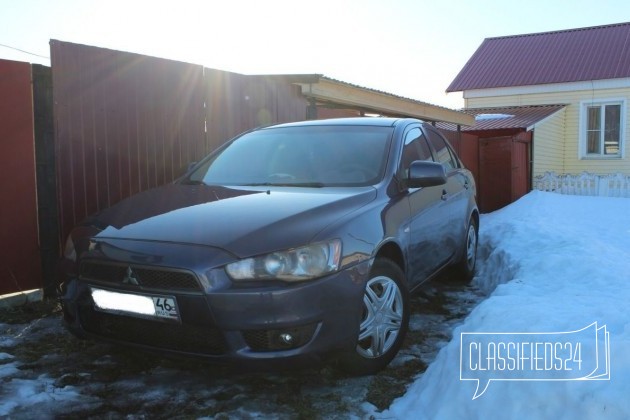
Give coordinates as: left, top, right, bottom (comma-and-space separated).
533, 172, 630, 198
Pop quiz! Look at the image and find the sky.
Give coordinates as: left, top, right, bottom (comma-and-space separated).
1, 0, 630, 109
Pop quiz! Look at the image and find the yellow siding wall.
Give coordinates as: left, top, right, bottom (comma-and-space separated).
465, 86, 630, 175
531, 108, 566, 177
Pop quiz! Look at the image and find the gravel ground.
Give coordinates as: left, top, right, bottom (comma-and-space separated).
0, 272, 485, 419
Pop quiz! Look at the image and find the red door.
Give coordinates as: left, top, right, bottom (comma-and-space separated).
479, 137, 512, 213
511, 132, 532, 202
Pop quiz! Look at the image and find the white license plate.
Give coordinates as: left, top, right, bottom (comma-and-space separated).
91, 288, 180, 321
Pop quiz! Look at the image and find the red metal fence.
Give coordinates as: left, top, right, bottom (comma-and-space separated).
0, 42, 492, 297
51, 41, 208, 241
439, 129, 480, 189
204, 70, 309, 152
0, 60, 42, 295
51, 41, 312, 241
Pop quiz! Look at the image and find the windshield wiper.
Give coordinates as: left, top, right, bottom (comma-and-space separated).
241, 182, 325, 188
180, 179, 207, 185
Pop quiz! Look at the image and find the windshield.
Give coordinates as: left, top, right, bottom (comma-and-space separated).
186, 125, 393, 187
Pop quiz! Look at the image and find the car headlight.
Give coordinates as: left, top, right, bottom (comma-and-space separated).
226, 239, 342, 282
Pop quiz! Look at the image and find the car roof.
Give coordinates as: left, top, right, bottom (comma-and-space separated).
263, 117, 423, 130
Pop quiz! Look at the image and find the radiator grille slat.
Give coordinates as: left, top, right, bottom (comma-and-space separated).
80, 261, 201, 291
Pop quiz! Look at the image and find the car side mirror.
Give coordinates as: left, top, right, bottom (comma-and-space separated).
406, 160, 447, 188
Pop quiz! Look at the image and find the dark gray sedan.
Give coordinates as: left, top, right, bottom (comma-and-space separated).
59, 117, 478, 374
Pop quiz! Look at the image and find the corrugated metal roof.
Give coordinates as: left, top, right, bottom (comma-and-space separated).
255, 74, 455, 111
447, 22, 630, 92
319, 76, 457, 112
437, 105, 566, 131
251, 74, 474, 124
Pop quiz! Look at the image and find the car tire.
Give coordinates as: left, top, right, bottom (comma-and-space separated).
337, 258, 410, 375
455, 216, 478, 282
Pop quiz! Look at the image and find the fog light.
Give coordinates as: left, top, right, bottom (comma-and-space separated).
279, 333, 294, 345
242, 323, 318, 351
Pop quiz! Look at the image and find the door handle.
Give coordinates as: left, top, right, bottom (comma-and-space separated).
441, 189, 448, 201
464, 180, 470, 189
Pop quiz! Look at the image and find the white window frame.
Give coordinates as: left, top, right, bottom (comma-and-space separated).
579, 98, 626, 159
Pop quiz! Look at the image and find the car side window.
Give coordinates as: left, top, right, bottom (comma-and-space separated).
424, 127, 458, 171
399, 128, 433, 177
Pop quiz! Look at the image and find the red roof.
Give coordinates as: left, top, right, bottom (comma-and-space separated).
437, 105, 566, 131
447, 22, 630, 92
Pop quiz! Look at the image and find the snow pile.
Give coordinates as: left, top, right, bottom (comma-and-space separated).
0, 319, 83, 417
388, 191, 630, 419
0, 374, 81, 417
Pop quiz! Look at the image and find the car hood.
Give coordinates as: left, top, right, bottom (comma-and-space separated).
88, 184, 377, 258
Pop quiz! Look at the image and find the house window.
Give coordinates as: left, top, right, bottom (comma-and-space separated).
581, 100, 625, 158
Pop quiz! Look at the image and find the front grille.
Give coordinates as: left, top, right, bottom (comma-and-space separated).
79, 306, 226, 355
80, 261, 201, 291
242, 324, 318, 351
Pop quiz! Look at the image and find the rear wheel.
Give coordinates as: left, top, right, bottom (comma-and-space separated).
455, 217, 478, 282
338, 258, 409, 375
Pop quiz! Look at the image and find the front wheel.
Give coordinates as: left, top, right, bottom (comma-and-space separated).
455, 216, 478, 282
338, 258, 409, 375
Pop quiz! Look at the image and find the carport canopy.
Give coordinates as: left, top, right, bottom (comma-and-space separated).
258, 74, 475, 126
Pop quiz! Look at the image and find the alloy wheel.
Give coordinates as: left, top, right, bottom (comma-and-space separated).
356, 276, 404, 358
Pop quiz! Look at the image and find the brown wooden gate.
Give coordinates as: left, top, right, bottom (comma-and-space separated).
478, 132, 531, 212
511, 132, 531, 201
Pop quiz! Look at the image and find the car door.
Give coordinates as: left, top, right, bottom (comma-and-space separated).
400, 126, 452, 286
422, 125, 468, 258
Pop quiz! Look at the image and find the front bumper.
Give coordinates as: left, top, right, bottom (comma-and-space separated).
59, 260, 371, 365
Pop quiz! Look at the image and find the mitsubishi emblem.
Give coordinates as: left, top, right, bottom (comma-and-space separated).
122, 266, 140, 285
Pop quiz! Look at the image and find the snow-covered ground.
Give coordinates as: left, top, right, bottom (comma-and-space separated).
0, 260, 481, 418
2, 191, 629, 418
386, 191, 630, 419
